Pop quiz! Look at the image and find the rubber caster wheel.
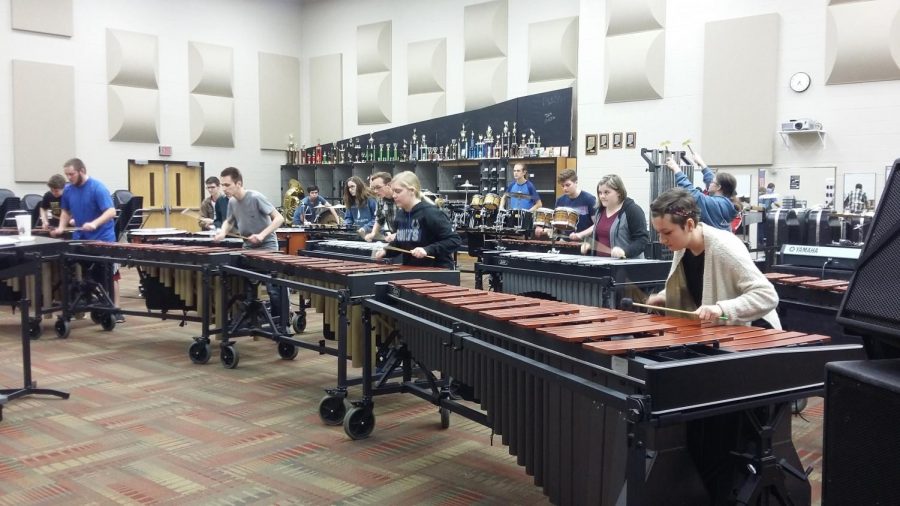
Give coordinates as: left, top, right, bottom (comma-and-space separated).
439, 407, 450, 429
100, 313, 116, 331
189, 341, 211, 364
221, 345, 240, 369
55, 319, 70, 339
278, 341, 299, 360
319, 395, 347, 426
343, 406, 375, 440
28, 320, 42, 340
90, 310, 103, 323
792, 397, 808, 415
291, 312, 307, 334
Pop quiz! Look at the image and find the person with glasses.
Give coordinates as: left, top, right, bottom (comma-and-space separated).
373, 171, 460, 269
646, 187, 780, 328
364, 171, 395, 242
665, 151, 739, 231
342, 176, 378, 235
198, 176, 228, 230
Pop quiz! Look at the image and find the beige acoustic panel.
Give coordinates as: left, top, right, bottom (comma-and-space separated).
527, 79, 576, 95
258, 52, 301, 150
309, 53, 343, 144
464, 57, 507, 111
604, 30, 664, 103
407, 92, 447, 123
108, 85, 160, 143
529, 17, 578, 84
188, 41, 233, 97
12, 60, 75, 183
107, 29, 159, 89
357, 71, 392, 125
11, 0, 72, 37
408, 39, 446, 95
606, 0, 666, 36
825, 1, 900, 85
357, 21, 392, 74
190, 95, 234, 147
701, 13, 780, 166
464, 0, 508, 60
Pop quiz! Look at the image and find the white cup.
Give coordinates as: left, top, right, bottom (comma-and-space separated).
15, 214, 31, 237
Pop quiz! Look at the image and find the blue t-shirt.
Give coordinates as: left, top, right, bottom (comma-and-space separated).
556, 191, 596, 232
60, 177, 116, 242
505, 180, 540, 210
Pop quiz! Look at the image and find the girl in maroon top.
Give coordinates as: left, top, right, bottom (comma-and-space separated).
570, 175, 649, 259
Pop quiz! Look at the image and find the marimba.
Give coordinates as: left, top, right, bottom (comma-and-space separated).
351, 280, 864, 505
477, 250, 670, 308
765, 271, 857, 342
126, 228, 187, 244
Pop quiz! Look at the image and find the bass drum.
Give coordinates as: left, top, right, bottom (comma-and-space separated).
315, 210, 338, 225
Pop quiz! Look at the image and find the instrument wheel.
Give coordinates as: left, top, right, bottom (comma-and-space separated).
318, 395, 347, 426
277, 341, 299, 360
100, 313, 116, 331
188, 341, 211, 364
220, 345, 240, 369
439, 407, 450, 429
55, 318, 70, 339
27, 319, 42, 340
90, 310, 103, 324
792, 398, 808, 415
343, 406, 375, 440
291, 313, 307, 334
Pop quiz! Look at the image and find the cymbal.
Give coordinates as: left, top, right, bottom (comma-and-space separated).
315, 204, 346, 209
459, 182, 476, 188
332, 204, 346, 209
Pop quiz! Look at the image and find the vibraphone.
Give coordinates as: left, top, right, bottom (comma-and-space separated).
234, 251, 459, 422
146, 235, 245, 248
62, 242, 239, 356
300, 224, 365, 242
352, 280, 865, 505
303, 239, 390, 262
491, 237, 582, 254
126, 227, 187, 244
477, 250, 670, 308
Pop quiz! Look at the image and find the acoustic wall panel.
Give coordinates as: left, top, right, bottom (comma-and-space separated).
258, 52, 301, 150
309, 53, 343, 144
528, 17, 578, 85
357, 21, 392, 124
464, 0, 508, 60
408, 92, 447, 123
11, 0, 72, 37
190, 95, 234, 147
464, 0, 508, 111
701, 13, 780, 166
12, 60, 76, 183
407, 38, 446, 122
606, 0, 666, 37
107, 29, 159, 89
825, 1, 900, 85
188, 42, 233, 97
108, 85, 160, 143
604, 30, 665, 103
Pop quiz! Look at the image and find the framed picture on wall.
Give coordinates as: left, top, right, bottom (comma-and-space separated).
599, 134, 609, 150
612, 132, 623, 149
625, 132, 636, 149
585, 134, 598, 155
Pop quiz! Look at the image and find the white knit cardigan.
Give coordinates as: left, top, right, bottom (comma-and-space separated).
657, 224, 782, 329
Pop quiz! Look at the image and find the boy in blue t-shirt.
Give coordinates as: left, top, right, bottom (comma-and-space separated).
536, 168, 596, 237
500, 163, 542, 211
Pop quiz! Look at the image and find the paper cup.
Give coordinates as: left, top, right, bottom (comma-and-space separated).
15, 214, 31, 237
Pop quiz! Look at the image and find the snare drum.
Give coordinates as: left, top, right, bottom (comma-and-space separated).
470, 194, 485, 209
483, 193, 501, 211
533, 208, 554, 228
551, 207, 579, 231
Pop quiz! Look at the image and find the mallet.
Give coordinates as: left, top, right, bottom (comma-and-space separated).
620, 297, 728, 321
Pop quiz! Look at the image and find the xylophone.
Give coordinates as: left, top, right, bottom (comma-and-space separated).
235, 250, 459, 422
146, 235, 245, 249
303, 239, 392, 262
352, 280, 865, 505
126, 228, 187, 244
477, 250, 670, 308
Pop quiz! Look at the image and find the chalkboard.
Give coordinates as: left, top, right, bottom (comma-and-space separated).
515, 87, 573, 147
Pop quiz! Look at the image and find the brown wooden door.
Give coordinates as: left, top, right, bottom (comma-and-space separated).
128, 161, 203, 231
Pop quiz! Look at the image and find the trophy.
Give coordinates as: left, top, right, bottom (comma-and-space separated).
410, 128, 418, 161
460, 124, 468, 159
392, 142, 398, 161
378, 143, 384, 162
502, 121, 510, 158
420, 134, 427, 161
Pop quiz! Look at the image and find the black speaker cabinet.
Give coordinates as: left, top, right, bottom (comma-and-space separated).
823, 359, 900, 505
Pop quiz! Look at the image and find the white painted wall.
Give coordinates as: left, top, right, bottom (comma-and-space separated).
1, 0, 302, 200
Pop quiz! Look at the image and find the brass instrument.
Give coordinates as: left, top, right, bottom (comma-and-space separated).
282, 178, 305, 223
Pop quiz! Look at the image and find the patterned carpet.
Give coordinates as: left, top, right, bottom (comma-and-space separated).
0, 263, 826, 505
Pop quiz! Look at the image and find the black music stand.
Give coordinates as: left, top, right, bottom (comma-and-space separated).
0, 264, 70, 421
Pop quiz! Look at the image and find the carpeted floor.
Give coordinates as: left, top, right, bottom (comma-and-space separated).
0, 261, 826, 504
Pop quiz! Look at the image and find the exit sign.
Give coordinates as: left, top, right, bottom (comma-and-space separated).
158, 145, 172, 156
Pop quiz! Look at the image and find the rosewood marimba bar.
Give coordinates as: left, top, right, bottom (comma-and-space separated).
353, 280, 864, 506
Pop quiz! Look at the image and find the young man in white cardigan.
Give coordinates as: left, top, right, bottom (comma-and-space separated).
646, 188, 781, 329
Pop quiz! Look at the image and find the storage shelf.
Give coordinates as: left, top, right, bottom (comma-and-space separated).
778, 130, 826, 148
